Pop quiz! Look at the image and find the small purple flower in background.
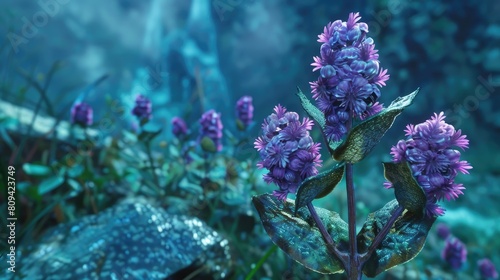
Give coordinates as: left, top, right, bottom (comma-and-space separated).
171, 117, 188, 138
235, 95, 254, 129
385, 112, 472, 217
442, 237, 467, 270
132, 94, 152, 121
199, 109, 223, 152
254, 105, 322, 200
71, 102, 93, 127
181, 141, 197, 164
436, 223, 451, 240
478, 258, 499, 279
310, 12, 390, 141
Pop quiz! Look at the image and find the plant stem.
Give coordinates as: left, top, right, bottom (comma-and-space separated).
362, 204, 404, 261
244, 245, 278, 280
145, 141, 160, 190
343, 115, 363, 279
345, 163, 361, 279
307, 202, 347, 264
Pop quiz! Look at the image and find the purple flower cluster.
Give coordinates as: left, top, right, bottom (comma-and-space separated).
436, 223, 451, 240
442, 237, 467, 270
132, 94, 152, 121
199, 109, 223, 152
171, 117, 188, 138
71, 102, 93, 127
236, 95, 254, 127
386, 112, 472, 217
310, 12, 390, 141
478, 258, 499, 279
254, 105, 322, 200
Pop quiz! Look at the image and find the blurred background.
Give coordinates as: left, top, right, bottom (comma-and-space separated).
0, 0, 499, 279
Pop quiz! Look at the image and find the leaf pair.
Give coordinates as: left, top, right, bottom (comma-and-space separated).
253, 161, 435, 276
357, 199, 436, 277
296, 88, 420, 163
252, 194, 348, 274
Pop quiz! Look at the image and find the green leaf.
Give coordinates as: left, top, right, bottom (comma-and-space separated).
200, 136, 217, 153
296, 87, 325, 129
295, 164, 345, 214
66, 179, 83, 198
38, 176, 65, 195
16, 182, 31, 193
169, 145, 180, 158
179, 178, 203, 195
140, 117, 150, 126
23, 163, 52, 176
67, 178, 82, 191
296, 87, 341, 152
333, 88, 420, 163
357, 199, 436, 277
252, 194, 348, 274
383, 161, 426, 216
236, 119, 246, 131
122, 130, 138, 143
138, 128, 162, 142
67, 164, 84, 178
0, 128, 15, 149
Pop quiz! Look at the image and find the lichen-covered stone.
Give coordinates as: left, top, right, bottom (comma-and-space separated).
17, 198, 232, 279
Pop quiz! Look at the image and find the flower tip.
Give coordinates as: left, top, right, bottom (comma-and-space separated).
347, 12, 361, 29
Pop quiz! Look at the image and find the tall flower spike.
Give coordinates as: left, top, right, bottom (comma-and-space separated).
435, 223, 450, 240
478, 258, 499, 279
71, 102, 93, 127
310, 12, 390, 141
235, 95, 254, 128
171, 117, 188, 138
199, 109, 223, 152
132, 94, 152, 121
254, 105, 322, 201
442, 237, 467, 270
386, 112, 472, 217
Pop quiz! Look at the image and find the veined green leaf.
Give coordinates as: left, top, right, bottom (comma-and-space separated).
333, 89, 419, 163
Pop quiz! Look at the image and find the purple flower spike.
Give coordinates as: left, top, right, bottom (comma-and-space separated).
386, 112, 472, 217
442, 237, 467, 270
254, 105, 322, 201
199, 109, 223, 152
310, 12, 390, 141
478, 258, 499, 279
436, 223, 450, 240
236, 95, 254, 127
71, 102, 93, 127
171, 117, 188, 138
132, 94, 152, 121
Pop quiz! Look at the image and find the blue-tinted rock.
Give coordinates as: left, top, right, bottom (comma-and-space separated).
17, 199, 232, 280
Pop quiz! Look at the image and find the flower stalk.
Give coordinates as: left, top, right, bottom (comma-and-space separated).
252, 12, 471, 280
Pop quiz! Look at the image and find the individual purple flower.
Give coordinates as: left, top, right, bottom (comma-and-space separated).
132, 94, 152, 121
310, 12, 390, 141
199, 109, 223, 152
254, 105, 322, 200
171, 117, 188, 138
360, 102, 384, 120
236, 95, 254, 128
71, 102, 93, 127
442, 237, 467, 270
436, 223, 451, 240
478, 258, 499, 279
385, 112, 472, 217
